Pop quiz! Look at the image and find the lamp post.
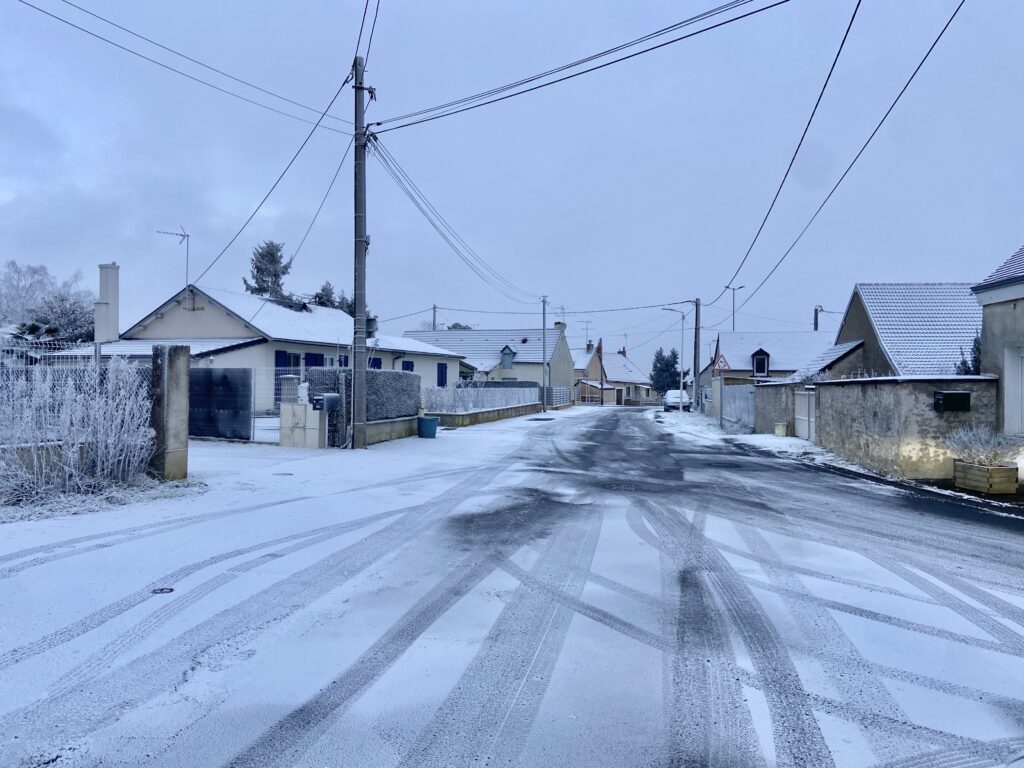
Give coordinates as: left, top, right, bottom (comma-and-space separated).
661, 307, 688, 395
725, 284, 745, 332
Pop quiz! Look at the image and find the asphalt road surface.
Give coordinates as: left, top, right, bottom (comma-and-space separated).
3, 408, 1024, 767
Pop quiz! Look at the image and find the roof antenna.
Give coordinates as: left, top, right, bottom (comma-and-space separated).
157, 226, 191, 292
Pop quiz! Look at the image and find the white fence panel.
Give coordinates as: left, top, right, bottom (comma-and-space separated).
721, 384, 755, 429
423, 386, 539, 414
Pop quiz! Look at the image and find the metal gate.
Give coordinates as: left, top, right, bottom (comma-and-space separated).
189, 368, 254, 440
794, 388, 816, 441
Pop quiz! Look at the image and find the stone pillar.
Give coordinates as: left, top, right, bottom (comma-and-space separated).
151, 344, 190, 480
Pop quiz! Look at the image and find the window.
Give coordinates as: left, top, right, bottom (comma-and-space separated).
501, 350, 514, 369
369, 357, 383, 370
401, 360, 414, 372
437, 362, 448, 387
752, 352, 769, 377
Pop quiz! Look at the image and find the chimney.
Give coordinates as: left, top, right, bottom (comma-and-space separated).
586, 340, 594, 354
554, 321, 566, 332
94, 262, 120, 343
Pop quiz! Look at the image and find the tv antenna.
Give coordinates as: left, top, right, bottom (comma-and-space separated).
157, 226, 190, 288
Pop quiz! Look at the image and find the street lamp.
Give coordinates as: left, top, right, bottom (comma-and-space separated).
724, 284, 745, 331
662, 307, 688, 395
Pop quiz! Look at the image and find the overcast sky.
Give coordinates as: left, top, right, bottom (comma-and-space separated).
3, 0, 1022, 372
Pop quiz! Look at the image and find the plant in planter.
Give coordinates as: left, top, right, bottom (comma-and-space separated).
944, 424, 1021, 494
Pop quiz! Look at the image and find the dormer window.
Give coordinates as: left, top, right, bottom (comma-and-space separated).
752, 350, 769, 377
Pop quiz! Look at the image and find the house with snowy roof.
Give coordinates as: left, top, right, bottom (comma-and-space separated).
834, 283, 981, 377
972, 245, 1024, 433
404, 323, 574, 387
50, 264, 465, 409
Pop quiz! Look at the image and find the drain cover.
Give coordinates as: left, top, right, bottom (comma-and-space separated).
151, 587, 174, 594
527, 417, 555, 421
272, 472, 294, 476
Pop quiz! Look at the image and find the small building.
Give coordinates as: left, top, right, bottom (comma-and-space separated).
404, 323, 575, 387
834, 282, 981, 376
972, 246, 1024, 433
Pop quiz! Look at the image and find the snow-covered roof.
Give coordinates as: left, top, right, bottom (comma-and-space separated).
404, 328, 564, 371
368, 334, 465, 360
973, 244, 1024, 292
854, 283, 981, 375
571, 347, 595, 370
602, 351, 650, 385
198, 287, 354, 346
781, 340, 864, 383
704, 331, 835, 374
44, 338, 263, 359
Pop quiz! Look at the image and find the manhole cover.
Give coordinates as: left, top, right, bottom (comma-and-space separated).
151, 587, 174, 594
527, 417, 555, 421
272, 472, 294, 476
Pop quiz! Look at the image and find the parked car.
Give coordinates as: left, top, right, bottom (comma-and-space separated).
663, 389, 691, 412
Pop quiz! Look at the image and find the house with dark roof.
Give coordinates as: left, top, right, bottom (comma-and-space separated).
834, 283, 981, 377
404, 323, 574, 387
972, 244, 1024, 433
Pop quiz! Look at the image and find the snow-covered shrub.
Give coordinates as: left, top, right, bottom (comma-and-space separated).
944, 424, 1021, 467
0, 358, 154, 505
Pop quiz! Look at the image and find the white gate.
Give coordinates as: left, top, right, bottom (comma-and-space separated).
794, 388, 816, 441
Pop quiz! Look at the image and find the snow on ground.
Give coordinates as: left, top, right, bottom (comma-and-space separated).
3, 406, 1024, 767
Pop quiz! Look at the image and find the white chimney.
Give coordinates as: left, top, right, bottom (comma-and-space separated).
94, 262, 120, 343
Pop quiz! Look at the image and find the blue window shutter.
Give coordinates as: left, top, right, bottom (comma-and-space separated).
437, 362, 448, 387
275, 350, 289, 368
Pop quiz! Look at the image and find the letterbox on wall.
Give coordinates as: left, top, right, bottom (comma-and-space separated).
934, 390, 971, 413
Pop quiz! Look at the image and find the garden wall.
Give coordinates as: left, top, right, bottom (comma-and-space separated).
815, 376, 998, 479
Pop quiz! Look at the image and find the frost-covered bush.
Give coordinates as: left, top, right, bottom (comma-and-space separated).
944, 424, 1021, 467
0, 359, 154, 505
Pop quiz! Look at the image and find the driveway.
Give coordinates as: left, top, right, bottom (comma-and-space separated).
2, 407, 1023, 767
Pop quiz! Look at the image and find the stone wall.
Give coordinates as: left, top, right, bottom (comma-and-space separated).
754, 383, 793, 434
815, 376, 998, 479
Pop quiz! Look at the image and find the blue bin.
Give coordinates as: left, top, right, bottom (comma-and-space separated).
418, 416, 439, 439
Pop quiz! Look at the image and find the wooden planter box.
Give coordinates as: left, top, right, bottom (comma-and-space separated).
953, 460, 1019, 494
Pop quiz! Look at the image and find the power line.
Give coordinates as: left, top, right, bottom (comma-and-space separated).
53, 0, 353, 127
364, 0, 382, 68
708, 0, 862, 309
192, 71, 355, 285
733, 0, 966, 316
373, 0, 752, 128
16, 0, 352, 136
369, 138, 538, 304
374, 0, 791, 133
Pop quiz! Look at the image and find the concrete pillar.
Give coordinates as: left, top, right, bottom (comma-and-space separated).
150, 344, 190, 481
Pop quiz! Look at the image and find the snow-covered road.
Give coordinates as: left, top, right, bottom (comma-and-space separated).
2, 407, 1024, 767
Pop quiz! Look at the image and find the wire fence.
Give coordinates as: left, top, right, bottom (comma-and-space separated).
423, 384, 539, 413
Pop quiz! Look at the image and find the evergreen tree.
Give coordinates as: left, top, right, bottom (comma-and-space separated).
311, 280, 337, 308
651, 347, 681, 394
242, 241, 292, 298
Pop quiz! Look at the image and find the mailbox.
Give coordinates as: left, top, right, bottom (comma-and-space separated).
313, 393, 342, 412
934, 390, 970, 413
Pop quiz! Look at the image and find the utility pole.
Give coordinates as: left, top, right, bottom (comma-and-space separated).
432, 304, 437, 331
725, 284, 745, 332
693, 298, 701, 408
541, 295, 548, 412
814, 304, 823, 331
352, 56, 368, 449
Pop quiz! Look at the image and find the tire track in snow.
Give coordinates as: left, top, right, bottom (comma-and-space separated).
0, 507, 402, 671
391, 510, 602, 768
0, 464, 501, 765
734, 525, 920, 763
640, 498, 835, 768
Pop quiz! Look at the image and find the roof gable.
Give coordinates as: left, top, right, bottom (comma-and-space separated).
854, 283, 981, 376
973, 244, 1024, 292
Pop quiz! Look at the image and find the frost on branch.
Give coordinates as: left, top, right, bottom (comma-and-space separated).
0, 359, 155, 505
